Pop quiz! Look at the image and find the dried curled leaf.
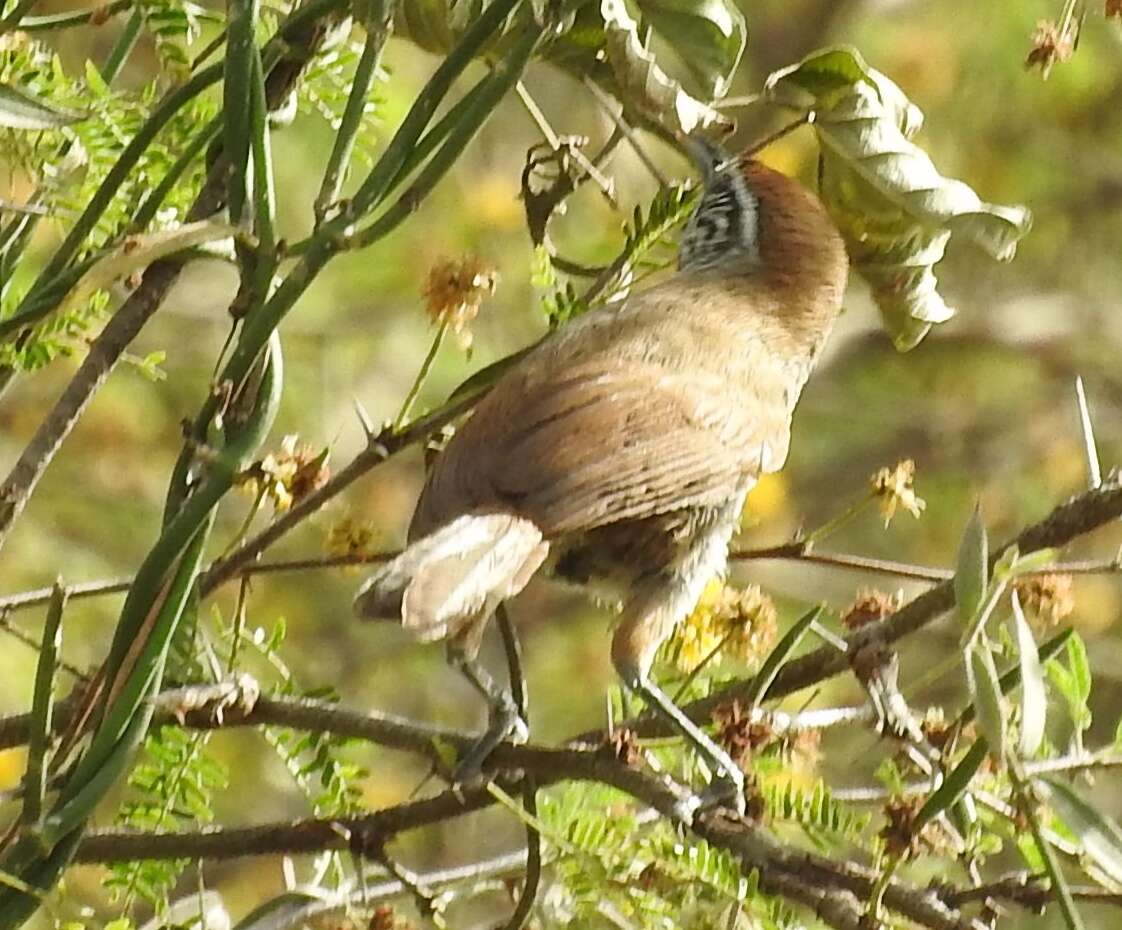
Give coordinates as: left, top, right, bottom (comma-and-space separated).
636, 0, 747, 99
764, 46, 1033, 350
601, 0, 731, 136
52, 221, 246, 322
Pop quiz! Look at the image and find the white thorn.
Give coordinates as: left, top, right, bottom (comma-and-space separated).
1074, 376, 1102, 489
353, 397, 377, 442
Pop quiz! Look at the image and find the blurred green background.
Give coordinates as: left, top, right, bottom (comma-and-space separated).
2, 0, 1122, 924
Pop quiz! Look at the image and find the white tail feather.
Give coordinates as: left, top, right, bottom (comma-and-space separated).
353, 514, 548, 642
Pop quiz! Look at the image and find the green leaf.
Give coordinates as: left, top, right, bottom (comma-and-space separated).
600, 0, 730, 135
1041, 777, 1122, 885
1067, 632, 1091, 705
967, 642, 1006, 762
915, 739, 987, 832
954, 504, 988, 626
745, 604, 822, 706
1011, 591, 1046, 758
763, 46, 1032, 350
638, 0, 747, 98
0, 81, 85, 130
997, 547, 1059, 580
992, 544, 1020, 582
83, 60, 112, 99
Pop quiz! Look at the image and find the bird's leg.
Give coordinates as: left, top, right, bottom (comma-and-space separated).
612, 585, 745, 811
446, 625, 528, 782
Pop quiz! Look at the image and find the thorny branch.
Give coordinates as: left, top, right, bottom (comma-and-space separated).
53, 694, 1086, 930
632, 477, 1122, 739
0, 677, 1111, 925
5, 535, 1119, 619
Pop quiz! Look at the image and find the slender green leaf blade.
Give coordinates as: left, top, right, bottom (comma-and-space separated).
1041, 777, 1122, 885
967, 642, 1006, 762
746, 605, 822, 706
955, 504, 989, 626
915, 739, 987, 832
0, 82, 85, 130
999, 547, 1059, 580
1011, 591, 1046, 757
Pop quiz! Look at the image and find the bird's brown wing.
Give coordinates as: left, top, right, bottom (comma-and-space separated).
411, 355, 795, 539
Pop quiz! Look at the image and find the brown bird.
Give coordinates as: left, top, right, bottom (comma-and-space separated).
355, 138, 848, 795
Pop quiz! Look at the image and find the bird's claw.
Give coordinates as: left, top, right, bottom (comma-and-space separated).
698, 771, 746, 816
451, 698, 528, 784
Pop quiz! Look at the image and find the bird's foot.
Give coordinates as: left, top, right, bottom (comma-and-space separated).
697, 770, 746, 815
452, 695, 528, 784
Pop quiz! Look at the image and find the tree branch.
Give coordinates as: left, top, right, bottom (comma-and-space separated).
71, 738, 993, 930
198, 389, 482, 594
635, 478, 1122, 739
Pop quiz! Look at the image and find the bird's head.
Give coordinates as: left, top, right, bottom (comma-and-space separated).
678, 136, 848, 304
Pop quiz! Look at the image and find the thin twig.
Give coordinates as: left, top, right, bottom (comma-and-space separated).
581, 76, 669, 187
6, 543, 1119, 621
199, 388, 480, 593
69, 737, 992, 930
495, 605, 540, 930
395, 322, 448, 429
515, 81, 617, 204
0, 607, 90, 680
730, 544, 955, 582
612, 478, 1122, 740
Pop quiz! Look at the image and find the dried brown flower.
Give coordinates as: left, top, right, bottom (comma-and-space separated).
1014, 573, 1076, 626
842, 588, 902, 629
1026, 19, 1077, 77
238, 435, 330, 512
1109, 0, 1122, 20
920, 708, 955, 754
712, 700, 773, 766
421, 256, 498, 350
370, 906, 395, 930
603, 727, 642, 768
880, 797, 924, 859
871, 459, 926, 526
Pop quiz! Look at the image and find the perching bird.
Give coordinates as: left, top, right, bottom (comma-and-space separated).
355, 137, 848, 795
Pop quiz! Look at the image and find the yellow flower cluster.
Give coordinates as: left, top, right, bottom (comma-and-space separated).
870, 459, 926, 527
672, 579, 778, 673
325, 516, 376, 562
